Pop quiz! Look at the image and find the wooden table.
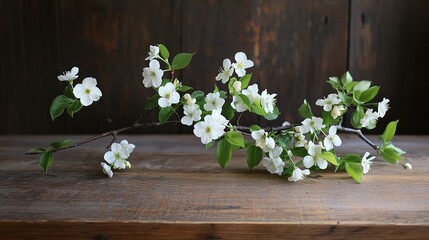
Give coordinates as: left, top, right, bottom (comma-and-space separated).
0, 135, 428, 239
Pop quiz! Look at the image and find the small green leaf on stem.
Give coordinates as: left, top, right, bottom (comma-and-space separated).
216, 139, 232, 168
240, 74, 252, 89
298, 99, 313, 119
345, 162, 363, 183
359, 86, 380, 103
158, 107, 174, 123
38, 151, 54, 173
320, 151, 339, 166
63, 85, 75, 99
246, 144, 263, 170
51, 139, 74, 149
66, 100, 82, 117
380, 145, 403, 164
380, 120, 399, 143
27, 147, 46, 154
351, 106, 364, 128
158, 44, 170, 59
50, 95, 74, 121
225, 131, 245, 148
340, 71, 353, 85
172, 53, 194, 70
353, 80, 372, 92
145, 94, 160, 110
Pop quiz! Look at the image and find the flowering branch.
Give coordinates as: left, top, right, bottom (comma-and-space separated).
28, 44, 409, 183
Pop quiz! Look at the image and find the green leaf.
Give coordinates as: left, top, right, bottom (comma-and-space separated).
351, 106, 364, 128
63, 85, 75, 99
66, 100, 82, 117
353, 80, 372, 92
172, 53, 194, 70
158, 107, 174, 123
27, 147, 46, 154
338, 91, 353, 106
51, 139, 73, 149
238, 94, 251, 109
344, 81, 358, 93
250, 125, 261, 131
216, 139, 232, 168
320, 151, 339, 166
246, 144, 263, 170
158, 44, 170, 59
380, 120, 399, 143
345, 162, 363, 183
327, 77, 341, 89
176, 85, 193, 92
340, 71, 353, 85
380, 146, 403, 164
290, 147, 308, 158
277, 134, 292, 148
250, 101, 266, 116
145, 94, 160, 110
359, 86, 380, 103
264, 107, 280, 120
341, 154, 362, 163
38, 151, 54, 173
50, 95, 74, 121
240, 74, 252, 89
352, 90, 364, 105
225, 131, 245, 148
222, 102, 235, 120
298, 99, 313, 119
228, 77, 237, 93
205, 141, 215, 149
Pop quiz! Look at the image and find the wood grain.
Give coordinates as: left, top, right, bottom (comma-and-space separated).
349, 0, 429, 134
0, 135, 428, 239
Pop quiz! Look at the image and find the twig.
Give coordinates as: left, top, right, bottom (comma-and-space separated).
26, 121, 179, 155
336, 125, 379, 151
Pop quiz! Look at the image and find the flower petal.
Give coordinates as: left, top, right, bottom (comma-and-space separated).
303, 156, 314, 168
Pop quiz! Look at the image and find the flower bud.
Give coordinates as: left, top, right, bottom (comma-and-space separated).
331, 105, 345, 119
403, 163, 412, 170
233, 81, 242, 92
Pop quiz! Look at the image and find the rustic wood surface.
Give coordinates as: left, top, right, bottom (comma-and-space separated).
0, 135, 428, 239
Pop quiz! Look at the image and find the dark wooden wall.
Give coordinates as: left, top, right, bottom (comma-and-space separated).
1, 0, 428, 134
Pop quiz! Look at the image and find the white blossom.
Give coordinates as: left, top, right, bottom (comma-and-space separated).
142, 60, 163, 88
158, 82, 180, 107
145, 45, 160, 61
104, 143, 130, 170
361, 152, 375, 174
315, 93, 341, 111
331, 105, 346, 119
57, 67, 79, 82
299, 117, 325, 134
260, 90, 277, 113
323, 126, 342, 151
242, 84, 260, 104
215, 59, 233, 84
262, 146, 285, 176
120, 140, 135, 155
181, 104, 202, 126
232, 52, 254, 77
193, 115, 225, 144
183, 93, 196, 105
251, 129, 275, 152
101, 162, 113, 178
231, 95, 248, 112
303, 141, 327, 169
73, 77, 102, 106
294, 132, 308, 147
378, 98, 390, 118
288, 166, 310, 182
203, 92, 225, 111
211, 108, 229, 127
361, 109, 379, 129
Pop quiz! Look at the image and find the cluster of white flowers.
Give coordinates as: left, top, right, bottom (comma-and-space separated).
360, 98, 389, 129
193, 109, 228, 144
142, 45, 163, 88
102, 140, 135, 178
57, 67, 102, 106
216, 52, 254, 80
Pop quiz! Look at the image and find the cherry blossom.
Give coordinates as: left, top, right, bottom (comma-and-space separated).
158, 82, 180, 107
232, 52, 254, 77
73, 77, 102, 106
142, 60, 163, 88
215, 58, 233, 84
57, 67, 79, 82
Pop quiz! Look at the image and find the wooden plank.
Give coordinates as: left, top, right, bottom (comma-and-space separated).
0, 135, 428, 239
55, 0, 183, 134
349, 0, 429, 134
182, 0, 349, 130
0, 0, 62, 134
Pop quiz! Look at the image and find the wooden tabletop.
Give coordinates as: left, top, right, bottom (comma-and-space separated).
0, 135, 428, 239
